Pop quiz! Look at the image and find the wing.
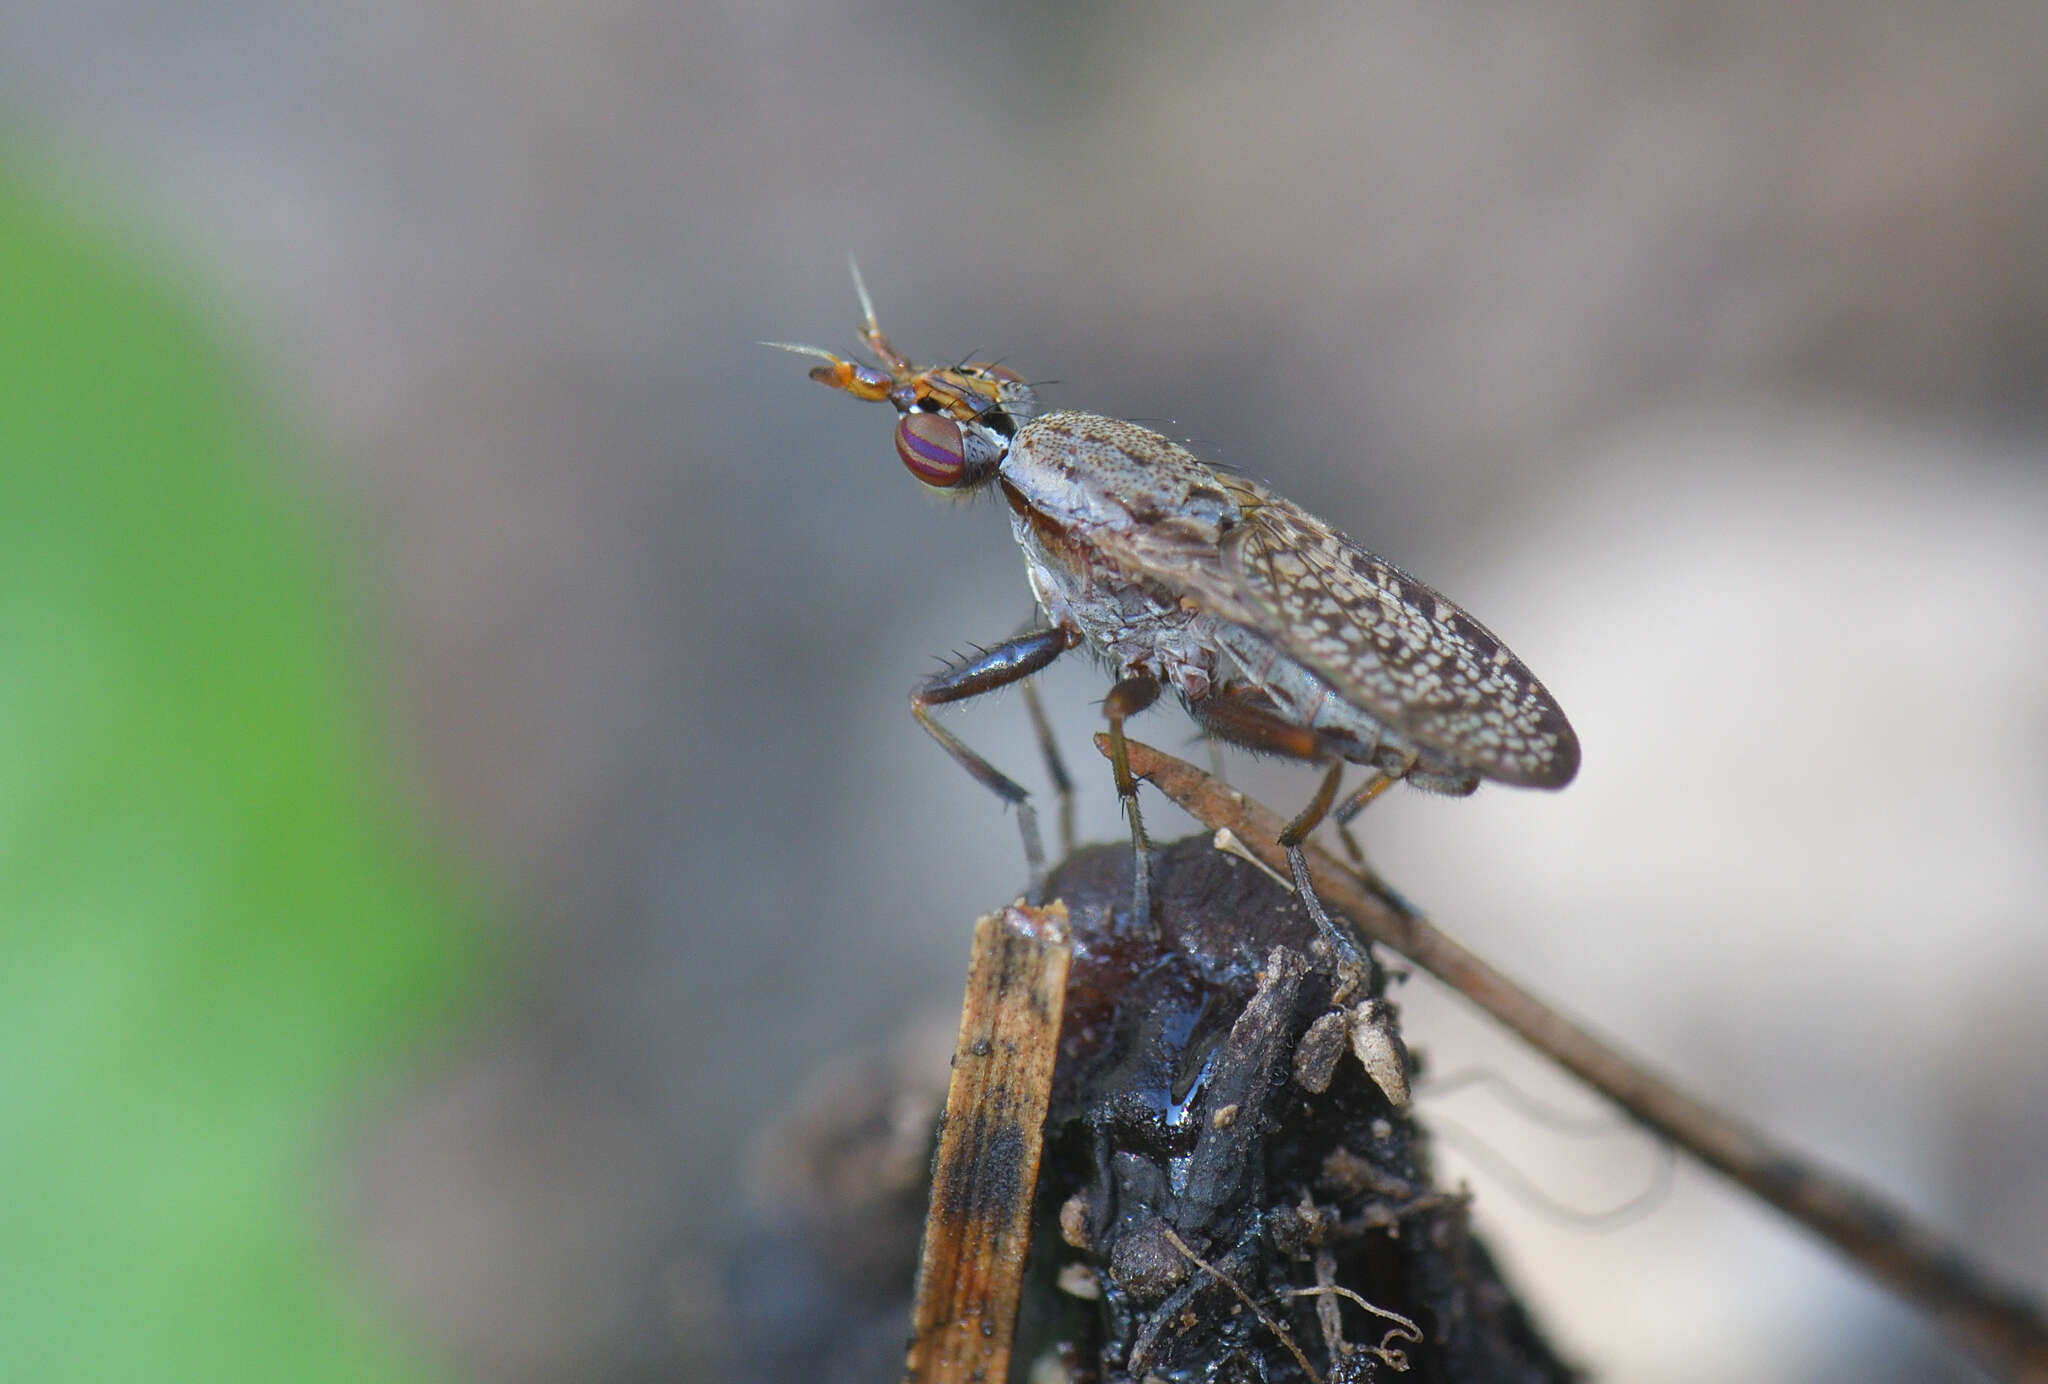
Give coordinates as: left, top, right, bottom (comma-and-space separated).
1217, 483, 1579, 788
1014, 411, 1578, 788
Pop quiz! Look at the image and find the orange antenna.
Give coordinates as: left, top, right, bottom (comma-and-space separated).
846, 254, 912, 378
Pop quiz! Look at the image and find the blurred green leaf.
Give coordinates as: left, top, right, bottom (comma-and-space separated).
0, 161, 469, 1381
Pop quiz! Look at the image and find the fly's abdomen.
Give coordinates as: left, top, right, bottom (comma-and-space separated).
1212, 622, 1388, 759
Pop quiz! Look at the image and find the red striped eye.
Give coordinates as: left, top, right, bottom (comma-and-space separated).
896, 412, 969, 487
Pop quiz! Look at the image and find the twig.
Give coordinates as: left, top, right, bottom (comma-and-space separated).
904, 902, 1072, 1384
1101, 734, 2048, 1382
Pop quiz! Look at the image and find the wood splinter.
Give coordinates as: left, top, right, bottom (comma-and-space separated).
903, 901, 1072, 1384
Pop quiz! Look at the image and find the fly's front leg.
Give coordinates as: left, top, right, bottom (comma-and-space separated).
1006, 612, 1078, 860
1018, 676, 1075, 860
912, 626, 1079, 895
1102, 672, 1162, 923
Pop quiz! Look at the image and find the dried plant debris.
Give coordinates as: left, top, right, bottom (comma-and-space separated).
724, 835, 1571, 1383
1024, 838, 1570, 1384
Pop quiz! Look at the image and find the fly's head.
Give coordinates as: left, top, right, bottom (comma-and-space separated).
768, 263, 1037, 493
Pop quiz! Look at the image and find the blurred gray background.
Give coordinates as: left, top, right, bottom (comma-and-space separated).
8, 1, 2046, 1379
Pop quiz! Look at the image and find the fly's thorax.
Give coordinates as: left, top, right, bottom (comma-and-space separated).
1002, 412, 1242, 540
1011, 506, 1222, 701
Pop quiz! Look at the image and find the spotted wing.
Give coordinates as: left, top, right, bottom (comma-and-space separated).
1219, 486, 1579, 788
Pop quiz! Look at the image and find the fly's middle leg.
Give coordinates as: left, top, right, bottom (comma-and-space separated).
912, 625, 1078, 895
1102, 671, 1162, 923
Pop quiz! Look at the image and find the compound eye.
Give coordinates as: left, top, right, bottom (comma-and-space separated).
896, 412, 970, 487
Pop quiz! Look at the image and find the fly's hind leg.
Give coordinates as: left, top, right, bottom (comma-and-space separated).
1190, 688, 1371, 983
1102, 672, 1162, 923
1275, 759, 1372, 984
1329, 751, 1412, 900
1331, 750, 1414, 827
1329, 749, 1433, 920
912, 626, 1078, 896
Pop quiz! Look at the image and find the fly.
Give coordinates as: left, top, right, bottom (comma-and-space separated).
769, 265, 1579, 960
